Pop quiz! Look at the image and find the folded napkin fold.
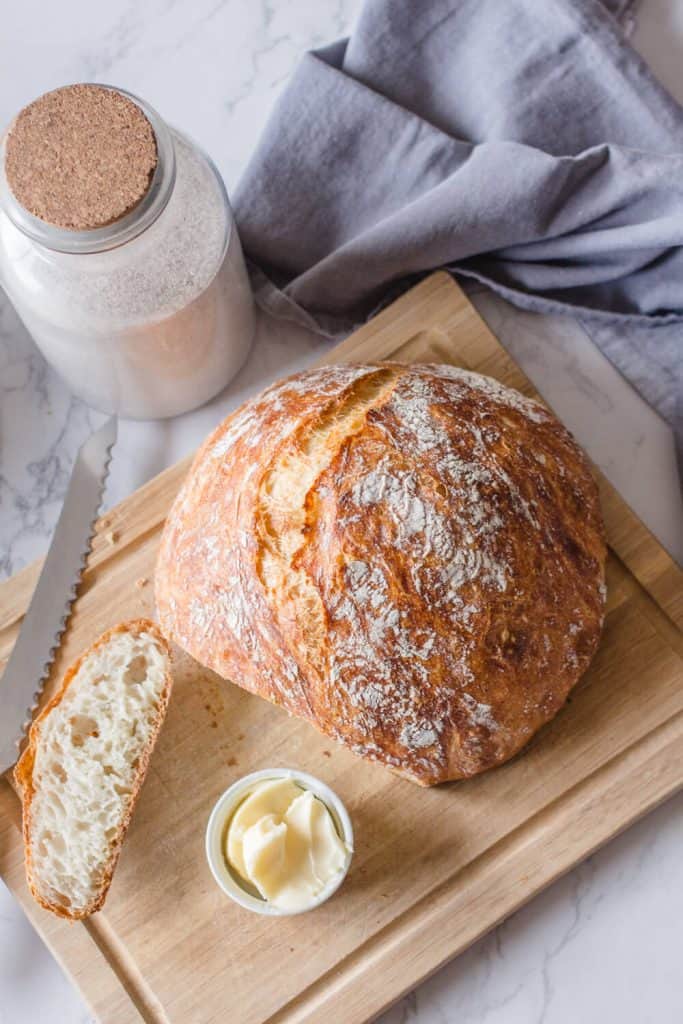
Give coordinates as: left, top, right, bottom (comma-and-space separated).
234, 0, 682, 455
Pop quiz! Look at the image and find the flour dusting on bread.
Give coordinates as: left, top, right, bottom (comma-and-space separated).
156, 363, 606, 785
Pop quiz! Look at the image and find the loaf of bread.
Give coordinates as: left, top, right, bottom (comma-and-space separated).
156, 363, 606, 785
14, 619, 172, 919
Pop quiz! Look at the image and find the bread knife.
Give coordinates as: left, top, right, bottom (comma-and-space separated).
0, 417, 117, 775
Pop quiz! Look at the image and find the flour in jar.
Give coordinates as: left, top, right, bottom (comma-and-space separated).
0, 85, 255, 419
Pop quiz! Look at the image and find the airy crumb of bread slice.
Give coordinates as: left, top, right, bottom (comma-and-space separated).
14, 619, 172, 920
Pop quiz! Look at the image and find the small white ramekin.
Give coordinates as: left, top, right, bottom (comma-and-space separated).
205, 767, 354, 916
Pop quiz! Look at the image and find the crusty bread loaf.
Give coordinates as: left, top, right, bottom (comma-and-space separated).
156, 363, 606, 785
14, 619, 172, 919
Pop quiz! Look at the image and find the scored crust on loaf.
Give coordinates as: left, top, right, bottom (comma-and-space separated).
156, 363, 606, 785
259, 368, 400, 676
14, 620, 172, 919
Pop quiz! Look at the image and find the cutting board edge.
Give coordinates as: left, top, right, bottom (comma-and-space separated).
1, 272, 682, 1024
3, 703, 682, 1024
0, 779, 147, 1024
268, 707, 683, 1024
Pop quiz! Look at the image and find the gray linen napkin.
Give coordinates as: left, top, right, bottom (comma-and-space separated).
233, 0, 682, 452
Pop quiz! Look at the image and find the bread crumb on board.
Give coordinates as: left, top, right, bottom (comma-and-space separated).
135, 577, 149, 589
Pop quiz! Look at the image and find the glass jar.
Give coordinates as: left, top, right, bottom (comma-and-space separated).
0, 86, 255, 419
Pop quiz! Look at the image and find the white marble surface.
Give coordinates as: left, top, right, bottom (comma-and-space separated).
1, 2, 682, 1022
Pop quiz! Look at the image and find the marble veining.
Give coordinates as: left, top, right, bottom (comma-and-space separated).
1, 1, 682, 1023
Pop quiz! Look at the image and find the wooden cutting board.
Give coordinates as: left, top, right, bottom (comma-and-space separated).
1, 272, 681, 1024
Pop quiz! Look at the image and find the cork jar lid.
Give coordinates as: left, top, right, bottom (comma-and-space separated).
4, 84, 158, 230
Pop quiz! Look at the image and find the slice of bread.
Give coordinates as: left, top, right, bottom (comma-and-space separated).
14, 619, 172, 920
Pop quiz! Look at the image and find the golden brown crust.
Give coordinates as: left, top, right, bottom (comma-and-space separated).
14, 619, 172, 920
156, 364, 606, 785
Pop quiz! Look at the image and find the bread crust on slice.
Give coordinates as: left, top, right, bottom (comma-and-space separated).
14, 619, 172, 920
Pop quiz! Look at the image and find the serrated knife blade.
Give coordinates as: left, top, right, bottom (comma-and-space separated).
0, 416, 117, 774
